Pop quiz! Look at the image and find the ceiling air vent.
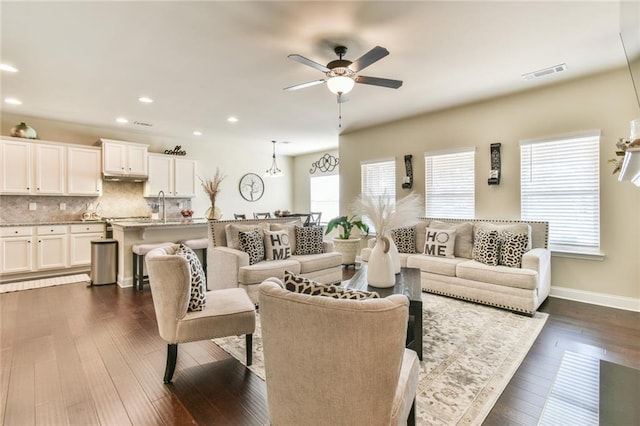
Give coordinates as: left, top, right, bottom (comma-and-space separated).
522, 63, 568, 81
133, 120, 153, 127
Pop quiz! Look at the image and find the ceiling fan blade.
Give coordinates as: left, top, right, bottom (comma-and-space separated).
349, 46, 389, 72
288, 54, 330, 73
355, 75, 403, 89
283, 79, 326, 91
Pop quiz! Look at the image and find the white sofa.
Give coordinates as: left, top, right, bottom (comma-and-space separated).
207, 218, 342, 304
361, 218, 551, 315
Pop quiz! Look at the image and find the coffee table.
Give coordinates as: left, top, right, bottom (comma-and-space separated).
342, 265, 423, 360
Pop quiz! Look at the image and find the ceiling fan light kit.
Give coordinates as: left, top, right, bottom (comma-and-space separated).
327, 75, 355, 95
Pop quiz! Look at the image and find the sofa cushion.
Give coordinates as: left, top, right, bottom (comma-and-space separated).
292, 252, 342, 274
239, 230, 265, 265
472, 228, 500, 266
391, 227, 416, 254
406, 254, 466, 277
238, 259, 301, 285
414, 221, 429, 254
456, 260, 538, 290
264, 229, 292, 260
429, 220, 474, 259
294, 225, 324, 255
474, 222, 532, 250
225, 222, 270, 250
175, 243, 207, 312
423, 227, 456, 259
499, 232, 529, 268
283, 270, 380, 299
270, 219, 303, 255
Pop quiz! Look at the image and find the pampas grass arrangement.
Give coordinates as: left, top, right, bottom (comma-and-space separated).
199, 167, 226, 209
351, 192, 423, 237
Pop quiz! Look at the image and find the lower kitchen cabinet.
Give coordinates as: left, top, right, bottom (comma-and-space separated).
0, 223, 105, 276
69, 223, 105, 266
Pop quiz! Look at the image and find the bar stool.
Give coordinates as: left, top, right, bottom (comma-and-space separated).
180, 238, 208, 276
132, 242, 173, 291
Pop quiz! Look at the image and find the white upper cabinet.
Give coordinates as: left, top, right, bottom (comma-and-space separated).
145, 154, 196, 198
0, 139, 32, 194
1, 138, 66, 195
99, 138, 148, 179
34, 144, 66, 195
67, 146, 102, 195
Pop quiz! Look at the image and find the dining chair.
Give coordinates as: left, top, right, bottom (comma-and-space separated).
309, 211, 322, 226
234, 213, 247, 219
253, 212, 271, 219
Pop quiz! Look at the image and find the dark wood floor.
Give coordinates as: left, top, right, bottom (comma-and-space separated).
1, 275, 639, 426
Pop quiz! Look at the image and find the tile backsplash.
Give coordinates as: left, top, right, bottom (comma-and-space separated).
0, 181, 191, 223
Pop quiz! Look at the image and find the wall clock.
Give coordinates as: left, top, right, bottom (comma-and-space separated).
239, 173, 264, 202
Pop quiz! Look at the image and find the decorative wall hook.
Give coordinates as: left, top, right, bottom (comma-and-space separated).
488, 143, 501, 185
310, 153, 339, 174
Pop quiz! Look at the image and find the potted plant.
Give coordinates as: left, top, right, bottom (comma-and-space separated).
325, 215, 369, 266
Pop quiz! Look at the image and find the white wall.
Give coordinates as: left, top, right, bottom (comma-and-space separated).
292, 149, 339, 214
339, 68, 640, 302
1, 113, 293, 220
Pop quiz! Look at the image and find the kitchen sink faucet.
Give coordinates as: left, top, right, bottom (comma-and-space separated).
157, 190, 166, 223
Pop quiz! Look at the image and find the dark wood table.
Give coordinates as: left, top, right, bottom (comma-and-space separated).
342, 265, 423, 360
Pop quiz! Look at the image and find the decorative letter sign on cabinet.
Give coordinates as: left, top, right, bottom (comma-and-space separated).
0, 137, 102, 196
145, 153, 196, 197
98, 138, 148, 179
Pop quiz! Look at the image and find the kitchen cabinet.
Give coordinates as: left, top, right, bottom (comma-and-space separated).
0, 227, 33, 274
145, 154, 196, 197
35, 225, 68, 270
0, 139, 32, 194
69, 223, 104, 266
99, 138, 148, 179
67, 146, 102, 195
34, 144, 66, 194
0, 138, 66, 195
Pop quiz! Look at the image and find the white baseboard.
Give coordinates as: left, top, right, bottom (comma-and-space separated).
550, 286, 640, 312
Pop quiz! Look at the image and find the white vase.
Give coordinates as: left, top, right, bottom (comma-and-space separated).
386, 233, 401, 274
367, 236, 395, 288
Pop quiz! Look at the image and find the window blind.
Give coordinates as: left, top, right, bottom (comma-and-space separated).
361, 159, 396, 231
424, 148, 475, 219
520, 132, 600, 253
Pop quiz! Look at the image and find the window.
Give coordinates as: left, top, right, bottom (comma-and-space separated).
520, 131, 600, 255
361, 158, 396, 231
424, 148, 475, 218
310, 174, 339, 223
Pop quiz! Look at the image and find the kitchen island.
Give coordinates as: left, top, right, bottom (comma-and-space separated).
111, 218, 208, 288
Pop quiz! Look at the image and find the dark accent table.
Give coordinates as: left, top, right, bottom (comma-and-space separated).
342, 265, 423, 360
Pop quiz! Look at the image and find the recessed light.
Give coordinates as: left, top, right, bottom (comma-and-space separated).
193, 131, 203, 136
0, 64, 18, 73
227, 116, 238, 123
4, 98, 22, 105
116, 117, 129, 124
138, 96, 154, 103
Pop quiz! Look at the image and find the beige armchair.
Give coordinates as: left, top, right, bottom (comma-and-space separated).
145, 245, 256, 383
258, 281, 420, 425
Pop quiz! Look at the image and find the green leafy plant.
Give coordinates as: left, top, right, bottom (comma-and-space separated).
325, 215, 369, 240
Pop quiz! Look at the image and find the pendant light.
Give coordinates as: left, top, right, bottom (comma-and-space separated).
265, 140, 283, 177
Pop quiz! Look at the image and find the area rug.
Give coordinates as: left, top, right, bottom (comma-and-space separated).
0, 273, 90, 293
213, 293, 548, 425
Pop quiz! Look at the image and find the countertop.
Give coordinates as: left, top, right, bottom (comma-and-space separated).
0, 220, 106, 227
110, 218, 208, 229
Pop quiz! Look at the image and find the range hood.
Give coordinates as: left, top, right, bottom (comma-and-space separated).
102, 173, 148, 182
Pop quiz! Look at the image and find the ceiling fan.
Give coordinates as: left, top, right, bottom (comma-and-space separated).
283, 45, 403, 101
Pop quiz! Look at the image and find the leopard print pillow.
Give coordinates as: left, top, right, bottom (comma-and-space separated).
391, 227, 416, 254
175, 244, 206, 312
239, 230, 265, 265
499, 231, 529, 268
283, 271, 379, 299
293, 226, 324, 255
472, 228, 500, 266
